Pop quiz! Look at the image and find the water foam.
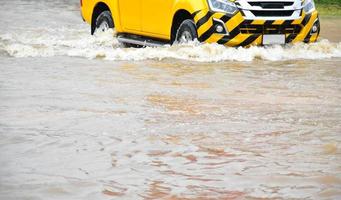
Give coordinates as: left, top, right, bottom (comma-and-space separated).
1, 27, 341, 62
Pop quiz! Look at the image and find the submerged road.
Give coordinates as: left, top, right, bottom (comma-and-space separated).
0, 0, 341, 199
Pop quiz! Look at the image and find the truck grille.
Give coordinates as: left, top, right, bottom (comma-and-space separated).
236, 0, 300, 19
248, 2, 294, 8
239, 23, 302, 34
250, 10, 295, 17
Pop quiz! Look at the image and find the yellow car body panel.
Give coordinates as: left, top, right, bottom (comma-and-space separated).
142, 0, 172, 36
81, 0, 320, 46
81, 0, 208, 40
120, 0, 141, 31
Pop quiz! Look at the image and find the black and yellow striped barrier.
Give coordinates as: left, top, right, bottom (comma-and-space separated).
193, 9, 320, 47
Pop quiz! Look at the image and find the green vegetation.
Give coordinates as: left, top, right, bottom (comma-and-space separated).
316, 0, 341, 16
315, 0, 340, 4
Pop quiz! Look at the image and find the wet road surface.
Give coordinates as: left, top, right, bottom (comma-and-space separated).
0, 0, 341, 200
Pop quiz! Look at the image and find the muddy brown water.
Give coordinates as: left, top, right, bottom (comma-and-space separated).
0, 1, 341, 200
320, 17, 341, 42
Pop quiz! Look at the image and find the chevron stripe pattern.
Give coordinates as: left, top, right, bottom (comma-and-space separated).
193, 9, 320, 47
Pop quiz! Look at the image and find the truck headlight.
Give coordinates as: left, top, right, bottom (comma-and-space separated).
303, 0, 315, 14
207, 0, 238, 14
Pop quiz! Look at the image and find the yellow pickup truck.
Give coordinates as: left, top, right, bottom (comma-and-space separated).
80, 0, 320, 47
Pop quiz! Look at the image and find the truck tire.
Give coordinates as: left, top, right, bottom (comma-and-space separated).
175, 19, 198, 44
94, 11, 114, 34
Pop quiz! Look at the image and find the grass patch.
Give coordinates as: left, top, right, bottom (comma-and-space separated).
315, 0, 340, 4
316, 0, 341, 16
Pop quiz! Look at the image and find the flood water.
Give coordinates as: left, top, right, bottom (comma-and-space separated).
0, 0, 341, 200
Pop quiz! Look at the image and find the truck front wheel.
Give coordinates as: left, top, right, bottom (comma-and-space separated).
94, 11, 114, 34
175, 19, 198, 44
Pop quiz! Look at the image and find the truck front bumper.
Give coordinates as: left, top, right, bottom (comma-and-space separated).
193, 10, 320, 47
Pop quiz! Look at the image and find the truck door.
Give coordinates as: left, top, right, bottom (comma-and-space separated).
142, 0, 173, 37
119, 0, 142, 31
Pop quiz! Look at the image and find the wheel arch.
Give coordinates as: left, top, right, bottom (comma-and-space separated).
170, 10, 193, 43
91, 2, 111, 35
170, 0, 208, 43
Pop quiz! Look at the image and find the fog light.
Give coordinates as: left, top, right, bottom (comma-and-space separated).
213, 18, 228, 35
216, 25, 224, 33
312, 25, 318, 33
310, 20, 320, 34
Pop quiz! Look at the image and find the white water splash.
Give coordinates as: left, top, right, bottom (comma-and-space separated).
1, 27, 341, 62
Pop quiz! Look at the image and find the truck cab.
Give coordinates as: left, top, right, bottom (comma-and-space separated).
80, 0, 320, 47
